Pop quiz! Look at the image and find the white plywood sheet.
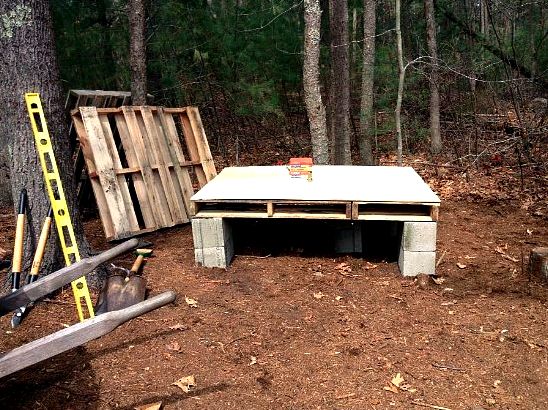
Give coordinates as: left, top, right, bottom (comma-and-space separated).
191, 166, 440, 204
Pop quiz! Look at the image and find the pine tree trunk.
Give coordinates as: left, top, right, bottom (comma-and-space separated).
359, 0, 376, 165
424, 0, 442, 154
128, 0, 147, 105
395, 0, 404, 166
329, 0, 352, 165
303, 0, 329, 164
0, 1, 97, 289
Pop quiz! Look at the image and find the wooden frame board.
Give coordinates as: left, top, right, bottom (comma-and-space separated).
72, 106, 216, 240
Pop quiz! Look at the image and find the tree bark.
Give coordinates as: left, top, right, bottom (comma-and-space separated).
395, 0, 404, 166
329, 0, 352, 165
303, 0, 329, 164
128, 0, 147, 105
359, 0, 376, 165
424, 0, 442, 154
0, 1, 97, 289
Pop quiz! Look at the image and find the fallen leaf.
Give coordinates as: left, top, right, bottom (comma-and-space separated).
169, 323, 188, 331
313, 292, 326, 299
249, 356, 257, 365
364, 261, 378, 270
456, 263, 467, 269
172, 375, 196, 393
391, 373, 405, 387
526, 229, 533, 235
134, 402, 162, 410
185, 296, 198, 308
432, 277, 445, 285
493, 380, 502, 388
335, 296, 343, 301
166, 340, 182, 353
335, 262, 351, 272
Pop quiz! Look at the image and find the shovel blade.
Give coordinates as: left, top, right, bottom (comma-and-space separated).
95, 275, 147, 314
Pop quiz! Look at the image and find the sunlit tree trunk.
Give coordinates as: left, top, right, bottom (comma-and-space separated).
359, 0, 376, 165
129, 0, 147, 104
424, 0, 442, 154
303, 0, 329, 164
395, 0, 404, 166
329, 0, 351, 164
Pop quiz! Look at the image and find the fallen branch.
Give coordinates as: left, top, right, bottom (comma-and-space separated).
432, 362, 465, 372
411, 401, 452, 410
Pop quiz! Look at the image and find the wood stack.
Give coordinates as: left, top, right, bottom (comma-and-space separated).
71, 106, 216, 240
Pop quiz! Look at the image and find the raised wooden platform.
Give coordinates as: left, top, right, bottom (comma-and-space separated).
191, 166, 440, 221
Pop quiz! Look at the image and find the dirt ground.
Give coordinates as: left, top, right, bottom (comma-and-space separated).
0, 164, 547, 410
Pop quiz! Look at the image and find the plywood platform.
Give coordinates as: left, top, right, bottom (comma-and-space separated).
191, 166, 440, 222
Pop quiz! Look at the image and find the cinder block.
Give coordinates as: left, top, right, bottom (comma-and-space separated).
401, 222, 437, 252
192, 217, 232, 249
334, 223, 362, 253
398, 247, 436, 276
195, 243, 234, 268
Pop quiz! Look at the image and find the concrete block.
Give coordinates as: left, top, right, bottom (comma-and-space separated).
195, 242, 234, 268
401, 222, 437, 252
398, 247, 436, 276
192, 217, 232, 249
334, 223, 362, 253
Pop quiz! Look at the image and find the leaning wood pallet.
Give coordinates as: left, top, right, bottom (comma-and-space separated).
65, 90, 154, 208
71, 106, 217, 240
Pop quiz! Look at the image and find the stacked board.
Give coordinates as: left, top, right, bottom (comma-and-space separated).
72, 106, 216, 240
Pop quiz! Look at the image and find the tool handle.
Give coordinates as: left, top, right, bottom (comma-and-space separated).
0, 238, 139, 315
29, 207, 53, 278
130, 254, 145, 274
11, 189, 28, 288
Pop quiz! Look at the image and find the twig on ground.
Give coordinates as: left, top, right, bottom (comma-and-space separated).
411, 401, 453, 410
436, 249, 448, 267
236, 254, 272, 259
432, 362, 466, 372
335, 393, 356, 400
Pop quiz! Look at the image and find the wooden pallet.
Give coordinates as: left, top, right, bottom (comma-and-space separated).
192, 200, 439, 222
65, 90, 154, 208
72, 106, 216, 240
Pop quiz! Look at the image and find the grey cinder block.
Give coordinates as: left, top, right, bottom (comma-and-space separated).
334, 223, 362, 253
398, 247, 436, 276
402, 222, 437, 252
195, 243, 234, 268
192, 217, 232, 249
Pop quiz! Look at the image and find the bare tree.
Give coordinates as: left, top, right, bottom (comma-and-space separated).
303, 0, 329, 164
329, 0, 352, 164
128, 0, 147, 104
424, 0, 442, 154
359, 0, 376, 165
395, 0, 404, 165
0, 1, 97, 287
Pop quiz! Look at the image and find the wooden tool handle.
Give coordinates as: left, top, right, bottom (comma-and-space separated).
29, 207, 53, 277
0, 238, 139, 315
130, 254, 145, 274
11, 189, 28, 289
0, 290, 176, 379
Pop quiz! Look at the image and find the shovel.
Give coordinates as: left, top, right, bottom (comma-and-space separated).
95, 248, 152, 314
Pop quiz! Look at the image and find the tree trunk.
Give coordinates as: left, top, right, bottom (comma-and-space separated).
303, 0, 329, 164
395, 0, 404, 166
0, 1, 97, 289
424, 0, 442, 154
329, 0, 352, 165
359, 0, 376, 165
128, 0, 147, 105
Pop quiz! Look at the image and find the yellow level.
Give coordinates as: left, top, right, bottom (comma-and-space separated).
25, 93, 94, 322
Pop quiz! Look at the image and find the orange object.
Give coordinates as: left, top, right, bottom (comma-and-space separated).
288, 157, 313, 181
